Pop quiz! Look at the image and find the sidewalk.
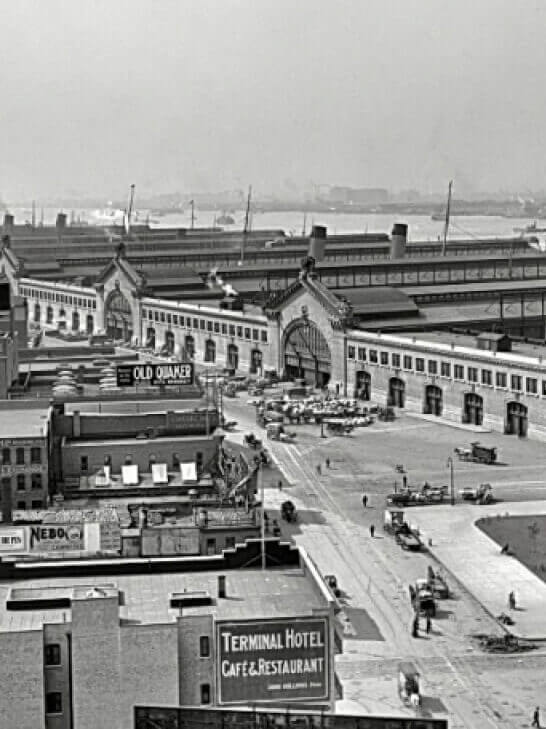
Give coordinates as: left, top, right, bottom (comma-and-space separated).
406, 411, 492, 433
409, 500, 546, 640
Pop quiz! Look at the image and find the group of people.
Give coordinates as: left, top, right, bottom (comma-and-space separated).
315, 457, 331, 476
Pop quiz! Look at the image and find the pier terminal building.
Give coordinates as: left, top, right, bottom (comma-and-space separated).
3, 217, 546, 438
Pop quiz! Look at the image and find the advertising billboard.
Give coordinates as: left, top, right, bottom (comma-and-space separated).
116, 363, 194, 387
28, 524, 84, 552
0, 527, 26, 552
217, 618, 329, 705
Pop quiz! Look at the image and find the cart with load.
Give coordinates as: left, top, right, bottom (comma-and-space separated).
459, 482, 493, 504
244, 433, 262, 449
454, 442, 497, 464
383, 509, 405, 535
280, 500, 297, 522
398, 662, 421, 707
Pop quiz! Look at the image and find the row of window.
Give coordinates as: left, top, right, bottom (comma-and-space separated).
1, 447, 42, 465
347, 346, 545, 395
1, 474, 44, 492
80, 452, 204, 472
143, 308, 268, 344
20, 286, 96, 309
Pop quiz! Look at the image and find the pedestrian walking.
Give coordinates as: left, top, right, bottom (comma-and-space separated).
532, 706, 540, 728
370, 524, 375, 538
316, 464, 322, 476
426, 615, 432, 634
325, 457, 331, 469
362, 494, 368, 508
508, 590, 516, 610
278, 480, 283, 491
402, 475, 408, 490
412, 616, 419, 638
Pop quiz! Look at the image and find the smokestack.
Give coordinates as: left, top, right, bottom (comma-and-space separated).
3, 213, 14, 237
390, 223, 407, 259
218, 575, 226, 598
308, 225, 327, 262
56, 212, 67, 241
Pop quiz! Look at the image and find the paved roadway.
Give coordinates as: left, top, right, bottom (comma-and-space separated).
224, 396, 546, 728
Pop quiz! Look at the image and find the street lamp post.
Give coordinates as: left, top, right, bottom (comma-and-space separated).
447, 456, 455, 506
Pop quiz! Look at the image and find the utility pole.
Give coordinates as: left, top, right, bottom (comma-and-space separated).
31, 200, 36, 228
126, 183, 136, 237
442, 180, 453, 256
241, 185, 252, 264
190, 200, 195, 230
447, 456, 455, 506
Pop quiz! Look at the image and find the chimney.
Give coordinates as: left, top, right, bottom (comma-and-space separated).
390, 222, 408, 259
2, 213, 14, 237
308, 225, 327, 263
218, 575, 226, 598
56, 212, 67, 241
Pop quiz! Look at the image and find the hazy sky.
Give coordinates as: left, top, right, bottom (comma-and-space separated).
1, 0, 546, 201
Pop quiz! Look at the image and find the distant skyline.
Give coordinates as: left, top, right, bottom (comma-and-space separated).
2, 0, 546, 202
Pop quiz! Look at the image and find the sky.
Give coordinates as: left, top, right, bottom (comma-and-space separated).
1, 0, 546, 202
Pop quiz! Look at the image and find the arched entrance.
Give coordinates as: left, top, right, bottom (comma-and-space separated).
72, 311, 80, 331
506, 401, 528, 437
146, 327, 156, 349
424, 385, 443, 416
355, 371, 371, 401
164, 330, 175, 355
34, 303, 41, 322
283, 319, 331, 387
86, 314, 94, 334
388, 377, 405, 408
104, 288, 133, 341
250, 348, 263, 375
204, 339, 216, 363
227, 343, 239, 371
463, 392, 483, 426
184, 334, 195, 360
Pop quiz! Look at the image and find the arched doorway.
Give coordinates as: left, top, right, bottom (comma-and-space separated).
104, 288, 133, 341
86, 314, 94, 334
72, 311, 80, 331
283, 319, 331, 386
424, 385, 443, 416
388, 377, 405, 408
146, 327, 156, 349
463, 392, 483, 426
506, 401, 528, 437
164, 330, 175, 355
184, 334, 195, 360
250, 348, 262, 375
204, 339, 216, 363
355, 371, 371, 400
227, 343, 239, 371
34, 303, 41, 322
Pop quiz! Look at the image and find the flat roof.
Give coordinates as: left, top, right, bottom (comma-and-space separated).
63, 433, 216, 448
0, 408, 49, 439
399, 329, 546, 359
0, 566, 325, 632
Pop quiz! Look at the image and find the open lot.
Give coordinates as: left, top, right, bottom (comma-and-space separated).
224, 395, 546, 728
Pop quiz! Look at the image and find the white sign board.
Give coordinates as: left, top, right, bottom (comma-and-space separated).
122, 464, 139, 486
180, 462, 197, 483
0, 527, 26, 552
152, 463, 168, 484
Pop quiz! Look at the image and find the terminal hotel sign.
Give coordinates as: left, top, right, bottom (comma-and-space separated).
217, 618, 329, 704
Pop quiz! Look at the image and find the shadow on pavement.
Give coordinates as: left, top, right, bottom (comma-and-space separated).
342, 607, 384, 641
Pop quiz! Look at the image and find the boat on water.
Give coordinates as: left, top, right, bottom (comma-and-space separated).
514, 221, 546, 235
217, 212, 236, 225
88, 208, 157, 227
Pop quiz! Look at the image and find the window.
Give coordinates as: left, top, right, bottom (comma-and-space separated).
200, 684, 211, 705
236, 326, 243, 338
160, 312, 165, 323
244, 327, 250, 339
481, 369, 492, 386
252, 328, 259, 341
206, 538, 216, 555
1, 448, 10, 465
225, 536, 236, 549
428, 360, 437, 375
31, 474, 42, 490
80, 456, 89, 473
173, 315, 179, 326
441, 362, 451, 377
542, 380, 546, 396
403, 355, 412, 370
199, 636, 210, 657
380, 351, 389, 365
15, 448, 25, 465
154, 311, 159, 322
454, 364, 464, 380
16, 501, 25, 510
369, 349, 378, 363
214, 322, 220, 333
496, 372, 507, 388
358, 347, 366, 361
416, 358, 425, 373
1, 477, 10, 494
221, 323, 227, 335
526, 377, 537, 394
511, 374, 522, 391
347, 346, 355, 359
391, 353, 401, 368
467, 367, 478, 382
45, 692, 62, 714
229, 324, 235, 337
30, 447, 41, 464
16, 475, 26, 491
186, 317, 192, 327
207, 320, 213, 332
261, 330, 268, 343
199, 319, 205, 330
193, 318, 198, 329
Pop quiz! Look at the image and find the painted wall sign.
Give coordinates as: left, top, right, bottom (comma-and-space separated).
217, 617, 329, 704
29, 524, 84, 552
116, 362, 194, 387
0, 527, 26, 552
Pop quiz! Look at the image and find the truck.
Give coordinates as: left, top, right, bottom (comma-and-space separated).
459, 482, 493, 504
395, 523, 423, 551
454, 442, 497, 465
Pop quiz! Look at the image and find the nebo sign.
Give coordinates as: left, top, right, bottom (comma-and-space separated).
116, 363, 194, 387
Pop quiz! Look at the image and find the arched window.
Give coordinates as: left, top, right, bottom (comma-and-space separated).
72, 311, 80, 331
227, 344, 239, 371
165, 331, 175, 355
34, 303, 41, 322
184, 335, 195, 360
250, 349, 262, 374
86, 314, 94, 334
146, 327, 156, 349
204, 339, 216, 363
46, 306, 53, 324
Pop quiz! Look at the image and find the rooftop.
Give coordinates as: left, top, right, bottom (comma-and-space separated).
0, 407, 49, 439
0, 565, 326, 632
398, 329, 546, 361
333, 286, 419, 318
